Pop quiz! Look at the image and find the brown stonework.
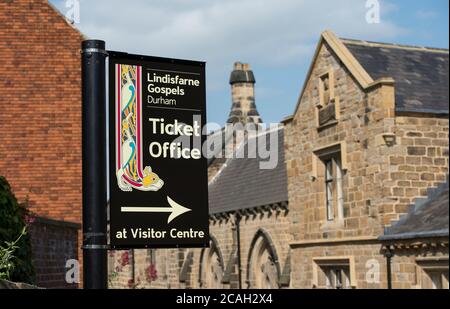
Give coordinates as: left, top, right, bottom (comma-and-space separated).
284, 32, 448, 289
80, 31, 450, 289
2, 3, 447, 290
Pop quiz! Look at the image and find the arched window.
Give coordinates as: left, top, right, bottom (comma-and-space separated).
247, 229, 281, 289
199, 236, 224, 288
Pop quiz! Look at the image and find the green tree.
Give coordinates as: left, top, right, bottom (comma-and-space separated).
0, 176, 35, 283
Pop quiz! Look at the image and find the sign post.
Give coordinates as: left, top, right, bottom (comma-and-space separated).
108, 52, 209, 249
81, 43, 209, 288
81, 40, 108, 289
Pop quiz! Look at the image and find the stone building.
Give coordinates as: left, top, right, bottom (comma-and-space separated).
0, 0, 84, 288
380, 180, 448, 289
109, 31, 448, 289
108, 63, 291, 289
283, 31, 448, 289
1, 1, 447, 289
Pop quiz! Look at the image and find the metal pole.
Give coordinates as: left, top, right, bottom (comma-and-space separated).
81, 39, 108, 289
236, 214, 242, 289
386, 249, 393, 289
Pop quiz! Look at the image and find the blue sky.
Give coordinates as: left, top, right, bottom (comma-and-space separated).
51, 0, 449, 125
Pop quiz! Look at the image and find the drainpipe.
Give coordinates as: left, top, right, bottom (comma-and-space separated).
385, 248, 393, 289
235, 213, 242, 289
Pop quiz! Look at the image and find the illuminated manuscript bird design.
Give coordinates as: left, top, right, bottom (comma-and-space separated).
116, 64, 164, 192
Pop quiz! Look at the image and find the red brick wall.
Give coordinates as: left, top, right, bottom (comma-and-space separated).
0, 0, 84, 287
0, 0, 83, 223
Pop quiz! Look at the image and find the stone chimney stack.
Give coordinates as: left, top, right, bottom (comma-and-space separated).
227, 62, 262, 125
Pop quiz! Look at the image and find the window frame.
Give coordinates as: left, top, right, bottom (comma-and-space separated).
416, 257, 449, 289
325, 159, 335, 221
316, 69, 340, 129
313, 257, 357, 289
323, 155, 344, 221
325, 267, 351, 289
312, 143, 348, 222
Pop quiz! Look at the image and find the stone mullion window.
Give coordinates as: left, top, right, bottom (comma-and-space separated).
335, 158, 344, 220
324, 156, 343, 221
325, 267, 351, 289
416, 258, 449, 289
427, 271, 448, 289
325, 160, 335, 221
313, 257, 356, 289
312, 142, 348, 222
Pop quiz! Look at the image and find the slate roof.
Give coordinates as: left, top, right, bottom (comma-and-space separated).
344, 40, 449, 115
208, 127, 288, 214
380, 180, 449, 241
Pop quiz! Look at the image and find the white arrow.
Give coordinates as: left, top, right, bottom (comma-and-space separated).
121, 196, 192, 224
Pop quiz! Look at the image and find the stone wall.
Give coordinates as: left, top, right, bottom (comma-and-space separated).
290, 240, 387, 289
108, 248, 181, 289
383, 116, 449, 224
284, 41, 388, 244
284, 39, 449, 289
108, 208, 291, 289
386, 239, 449, 289
107, 34, 449, 290
182, 208, 292, 289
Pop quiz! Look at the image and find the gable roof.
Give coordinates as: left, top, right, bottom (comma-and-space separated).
380, 180, 449, 241
344, 39, 449, 115
290, 31, 449, 118
208, 127, 288, 214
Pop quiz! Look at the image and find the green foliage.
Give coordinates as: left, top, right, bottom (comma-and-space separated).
0, 176, 35, 284
0, 226, 27, 280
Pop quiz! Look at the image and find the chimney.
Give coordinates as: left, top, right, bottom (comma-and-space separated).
227, 62, 262, 125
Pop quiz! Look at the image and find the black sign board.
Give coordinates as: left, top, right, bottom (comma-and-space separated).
108, 52, 209, 248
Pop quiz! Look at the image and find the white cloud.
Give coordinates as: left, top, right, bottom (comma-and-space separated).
52, 0, 408, 122
56, 0, 406, 63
